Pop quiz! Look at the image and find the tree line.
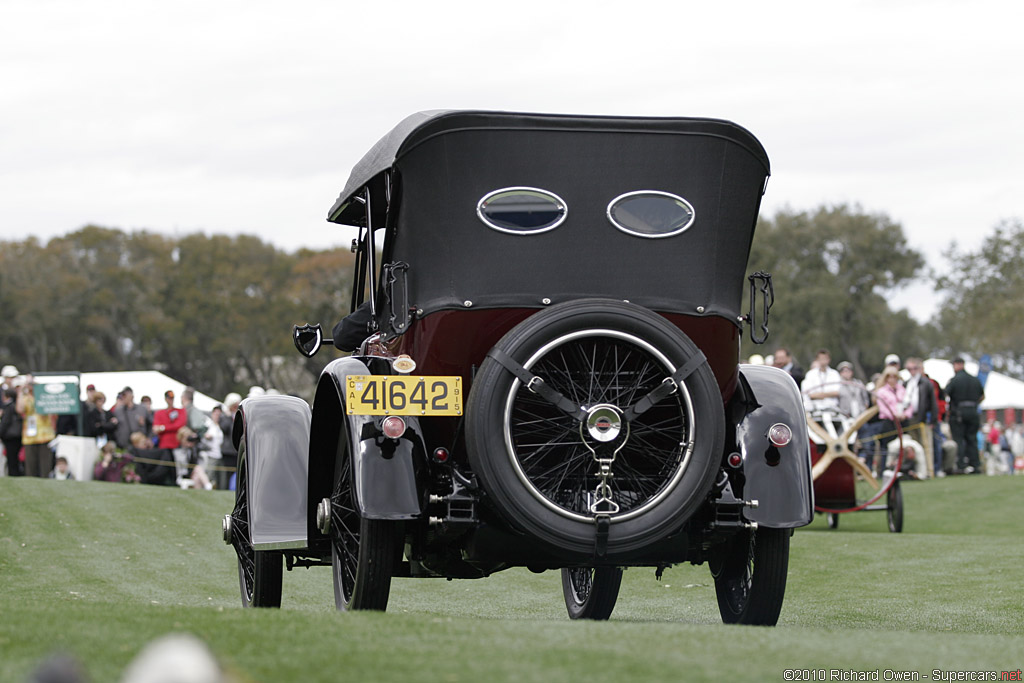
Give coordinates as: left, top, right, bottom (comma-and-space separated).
746, 206, 1023, 378
1, 208, 1021, 402
0, 225, 353, 399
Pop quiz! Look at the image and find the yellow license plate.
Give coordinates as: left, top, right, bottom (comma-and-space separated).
345, 375, 463, 416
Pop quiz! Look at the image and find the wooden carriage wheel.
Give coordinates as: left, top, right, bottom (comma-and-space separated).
808, 405, 880, 488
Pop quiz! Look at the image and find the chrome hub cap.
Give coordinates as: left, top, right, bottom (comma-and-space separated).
586, 404, 623, 442
317, 497, 332, 535
222, 514, 233, 545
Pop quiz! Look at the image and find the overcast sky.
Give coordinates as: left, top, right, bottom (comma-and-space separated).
3, 1, 1021, 322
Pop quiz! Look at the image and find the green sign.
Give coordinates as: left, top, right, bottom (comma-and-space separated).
34, 381, 80, 415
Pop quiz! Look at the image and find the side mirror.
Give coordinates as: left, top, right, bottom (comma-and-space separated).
293, 323, 331, 357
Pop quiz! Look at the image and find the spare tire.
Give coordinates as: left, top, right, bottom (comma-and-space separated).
466, 299, 724, 555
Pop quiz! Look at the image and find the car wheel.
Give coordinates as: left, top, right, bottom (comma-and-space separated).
710, 527, 789, 626
887, 478, 903, 533
330, 427, 399, 611
229, 440, 283, 608
467, 299, 724, 555
561, 566, 623, 620
826, 512, 839, 529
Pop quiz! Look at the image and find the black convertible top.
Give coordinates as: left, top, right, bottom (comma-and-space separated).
327, 110, 769, 225
328, 110, 772, 326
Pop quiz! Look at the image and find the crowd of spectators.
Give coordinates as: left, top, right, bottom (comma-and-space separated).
752, 349, 1024, 479
0, 363, 249, 490
5, 350, 1021, 488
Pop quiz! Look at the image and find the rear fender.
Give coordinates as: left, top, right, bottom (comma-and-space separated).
308, 357, 426, 536
235, 395, 312, 550
733, 365, 814, 527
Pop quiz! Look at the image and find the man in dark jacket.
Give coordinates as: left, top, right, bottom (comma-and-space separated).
904, 357, 939, 476
772, 346, 805, 388
905, 358, 938, 426
945, 357, 985, 473
1, 388, 24, 476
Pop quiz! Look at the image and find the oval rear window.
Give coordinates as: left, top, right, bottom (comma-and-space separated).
607, 191, 695, 238
477, 187, 567, 234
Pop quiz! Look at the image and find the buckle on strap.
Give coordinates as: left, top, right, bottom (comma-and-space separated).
487, 348, 586, 422
623, 350, 707, 422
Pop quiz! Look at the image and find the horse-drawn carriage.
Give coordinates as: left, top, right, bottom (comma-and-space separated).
222, 110, 814, 624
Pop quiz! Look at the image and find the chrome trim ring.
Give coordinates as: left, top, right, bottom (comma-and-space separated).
606, 190, 696, 239
476, 186, 568, 235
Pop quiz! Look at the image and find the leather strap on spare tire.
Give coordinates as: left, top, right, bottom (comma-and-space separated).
466, 298, 725, 558
486, 347, 587, 422
487, 346, 708, 425
622, 350, 707, 423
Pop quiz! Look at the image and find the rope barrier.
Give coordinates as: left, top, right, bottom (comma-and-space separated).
127, 455, 237, 472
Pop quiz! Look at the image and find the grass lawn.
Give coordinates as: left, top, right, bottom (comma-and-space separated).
2, 475, 1023, 681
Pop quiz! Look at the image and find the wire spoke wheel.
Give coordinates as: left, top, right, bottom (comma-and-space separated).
560, 566, 623, 620
330, 438, 360, 606
229, 442, 282, 608
330, 428, 398, 611
507, 333, 691, 521
710, 527, 789, 626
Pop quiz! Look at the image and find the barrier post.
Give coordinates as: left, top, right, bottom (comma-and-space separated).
919, 423, 934, 478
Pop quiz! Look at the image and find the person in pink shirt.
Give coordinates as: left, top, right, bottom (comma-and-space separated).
873, 366, 912, 473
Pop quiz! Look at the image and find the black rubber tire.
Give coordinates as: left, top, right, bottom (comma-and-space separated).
826, 512, 839, 530
887, 478, 904, 533
561, 567, 623, 620
466, 299, 725, 555
230, 441, 283, 608
330, 422, 398, 611
710, 527, 790, 626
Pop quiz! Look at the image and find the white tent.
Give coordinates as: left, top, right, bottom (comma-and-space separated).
923, 359, 1024, 410
78, 371, 221, 412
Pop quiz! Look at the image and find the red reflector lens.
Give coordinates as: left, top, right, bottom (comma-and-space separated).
767, 423, 792, 447
381, 416, 407, 439
433, 447, 449, 463
728, 453, 743, 468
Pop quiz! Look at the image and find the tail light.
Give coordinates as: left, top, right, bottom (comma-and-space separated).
381, 416, 407, 439
767, 423, 792, 447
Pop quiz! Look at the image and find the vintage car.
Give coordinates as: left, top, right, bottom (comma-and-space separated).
222, 110, 813, 625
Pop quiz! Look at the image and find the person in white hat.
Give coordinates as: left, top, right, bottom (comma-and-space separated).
1, 365, 19, 394
836, 361, 869, 418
